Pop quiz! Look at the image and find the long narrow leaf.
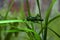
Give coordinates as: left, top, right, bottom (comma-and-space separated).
44, 0, 56, 40
45, 0, 56, 23
48, 27, 60, 38
26, 0, 31, 16
36, 0, 43, 38
0, 20, 27, 24
26, 0, 39, 40
48, 15, 60, 24
36, 0, 41, 17
5, 28, 41, 40
4, 0, 14, 19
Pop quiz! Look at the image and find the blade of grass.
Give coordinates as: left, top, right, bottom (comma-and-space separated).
26, 0, 38, 40
36, 0, 41, 17
0, 19, 41, 40
44, 0, 56, 40
25, 23, 35, 40
0, 20, 27, 24
26, 0, 35, 30
36, 0, 43, 38
48, 15, 60, 24
4, 0, 14, 19
26, 0, 31, 16
25, 22, 41, 40
5, 28, 33, 33
5, 28, 41, 40
48, 27, 60, 38
3, 0, 15, 38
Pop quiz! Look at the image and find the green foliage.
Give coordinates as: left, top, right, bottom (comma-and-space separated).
0, 0, 60, 40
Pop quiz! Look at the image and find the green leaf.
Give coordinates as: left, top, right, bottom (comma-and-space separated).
48, 15, 60, 24
0, 20, 27, 24
45, 0, 56, 24
4, 0, 14, 19
36, 0, 43, 37
44, 0, 56, 40
5, 28, 41, 40
26, 0, 31, 16
36, 0, 41, 17
48, 27, 60, 38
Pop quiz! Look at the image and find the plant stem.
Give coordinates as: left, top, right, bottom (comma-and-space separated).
26, 0, 31, 17
4, 0, 14, 19
43, 0, 56, 40
36, 0, 43, 38
26, 0, 35, 31
26, 0, 40, 40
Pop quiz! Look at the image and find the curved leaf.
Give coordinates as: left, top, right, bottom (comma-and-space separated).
0, 20, 27, 24
5, 28, 41, 40
48, 27, 60, 38
4, 0, 15, 19
44, 0, 56, 40
48, 15, 60, 24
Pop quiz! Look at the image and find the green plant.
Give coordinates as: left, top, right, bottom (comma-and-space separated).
0, 0, 60, 40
